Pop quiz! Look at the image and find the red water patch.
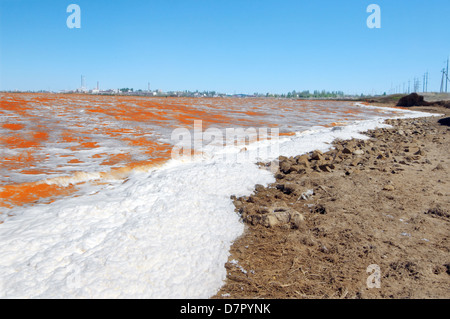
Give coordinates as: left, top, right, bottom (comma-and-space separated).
67, 159, 84, 164
2, 123, 24, 130
80, 142, 99, 148
33, 131, 49, 142
0, 182, 77, 209
0, 135, 40, 148
279, 132, 296, 137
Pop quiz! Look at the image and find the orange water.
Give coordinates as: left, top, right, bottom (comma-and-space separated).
0, 93, 399, 210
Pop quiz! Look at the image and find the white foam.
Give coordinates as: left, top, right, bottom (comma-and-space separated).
0, 103, 437, 299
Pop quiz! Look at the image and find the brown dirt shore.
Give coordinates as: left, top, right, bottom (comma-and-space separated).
213, 104, 450, 299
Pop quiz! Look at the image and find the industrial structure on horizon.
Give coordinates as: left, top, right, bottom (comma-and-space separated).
440, 57, 449, 93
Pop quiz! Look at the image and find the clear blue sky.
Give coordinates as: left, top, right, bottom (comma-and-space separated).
0, 0, 449, 94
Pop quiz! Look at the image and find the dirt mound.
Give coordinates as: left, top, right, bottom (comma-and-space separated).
397, 93, 432, 107
434, 101, 450, 109
438, 117, 450, 126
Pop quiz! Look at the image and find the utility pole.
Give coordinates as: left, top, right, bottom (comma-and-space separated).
446, 57, 449, 93
423, 73, 426, 92
415, 77, 421, 93
81, 75, 86, 92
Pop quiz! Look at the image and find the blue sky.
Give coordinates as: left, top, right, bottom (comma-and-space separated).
0, 0, 449, 94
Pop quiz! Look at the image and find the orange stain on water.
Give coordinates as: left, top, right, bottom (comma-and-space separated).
80, 142, 99, 148
0, 182, 76, 209
2, 123, 24, 130
100, 153, 133, 166
279, 132, 296, 137
67, 159, 84, 164
0, 135, 41, 149
0, 93, 403, 211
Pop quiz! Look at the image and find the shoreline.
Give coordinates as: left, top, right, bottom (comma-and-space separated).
213, 105, 450, 299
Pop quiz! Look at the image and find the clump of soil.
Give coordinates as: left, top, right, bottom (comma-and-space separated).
397, 93, 432, 107
434, 101, 450, 109
213, 106, 450, 299
425, 206, 450, 219
438, 117, 450, 126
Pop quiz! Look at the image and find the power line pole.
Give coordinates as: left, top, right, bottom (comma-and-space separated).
446, 57, 449, 93
413, 77, 419, 92
423, 73, 426, 92
81, 75, 86, 92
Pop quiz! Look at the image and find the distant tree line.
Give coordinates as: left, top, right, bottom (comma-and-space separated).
262, 90, 346, 98
120, 88, 134, 93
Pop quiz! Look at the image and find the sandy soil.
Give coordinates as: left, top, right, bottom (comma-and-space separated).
213, 105, 450, 299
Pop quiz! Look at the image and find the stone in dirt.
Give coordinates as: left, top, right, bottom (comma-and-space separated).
288, 165, 305, 174
311, 204, 327, 215
255, 184, 265, 192
295, 155, 310, 168
414, 149, 426, 156
280, 161, 292, 174
425, 207, 450, 219
290, 211, 305, 228
245, 206, 304, 229
310, 150, 324, 161
277, 183, 300, 195
300, 189, 314, 200
342, 147, 353, 154
432, 164, 445, 171
319, 164, 333, 172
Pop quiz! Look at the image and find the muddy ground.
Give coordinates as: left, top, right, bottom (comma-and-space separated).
213, 105, 450, 299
